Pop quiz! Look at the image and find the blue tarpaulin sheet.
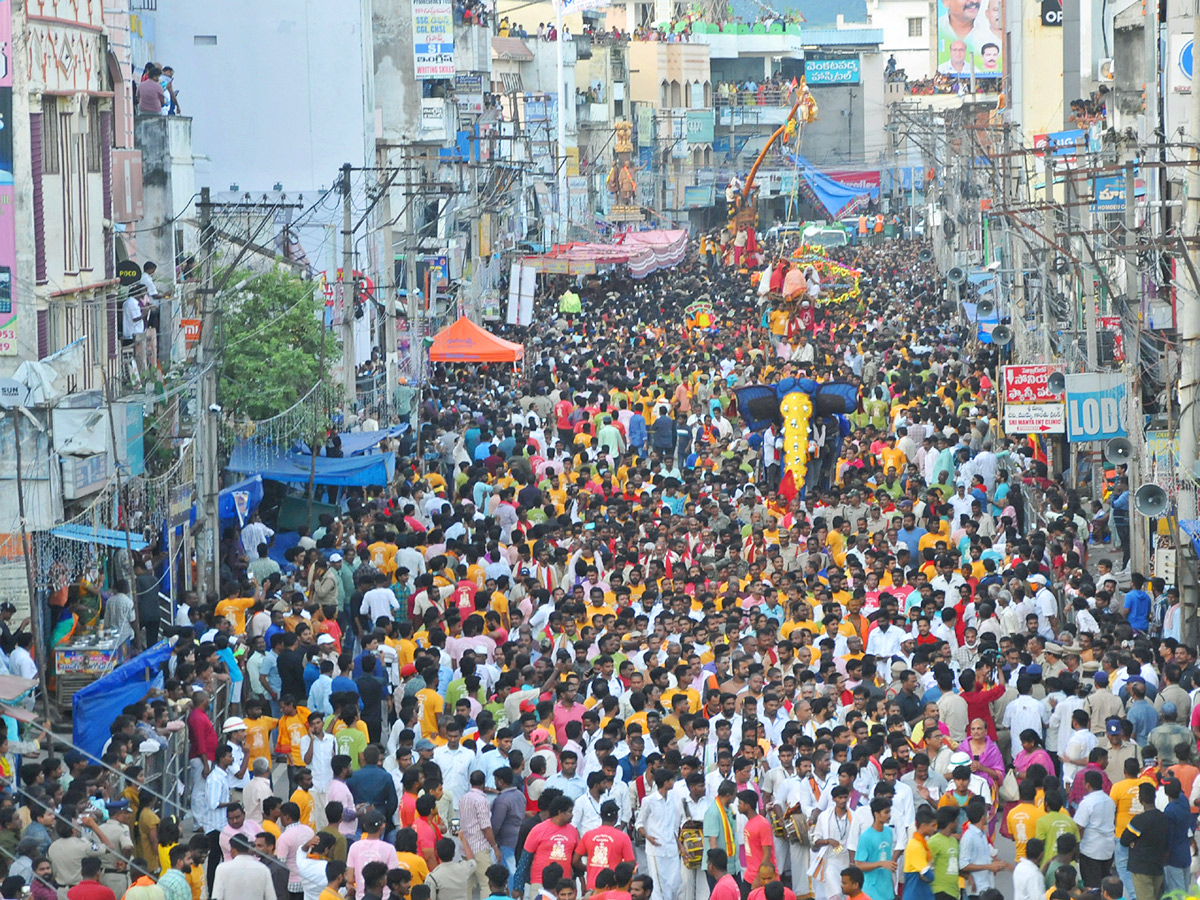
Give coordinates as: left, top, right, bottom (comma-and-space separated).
293, 426, 407, 458
219, 474, 265, 521
227, 441, 395, 487
72, 640, 172, 758
785, 153, 876, 218
1180, 520, 1200, 557
50, 525, 149, 551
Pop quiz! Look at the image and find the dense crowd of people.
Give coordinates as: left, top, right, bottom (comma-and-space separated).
0, 237, 1193, 900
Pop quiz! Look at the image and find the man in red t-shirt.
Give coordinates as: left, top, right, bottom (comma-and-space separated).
413, 795, 442, 870
574, 801, 635, 889
958, 668, 1006, 739
739, 788, 775, 889
707, 849, 742, 900
524, 796, 580, 890
67, 860, 116, 900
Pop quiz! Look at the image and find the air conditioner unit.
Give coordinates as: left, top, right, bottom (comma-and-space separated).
1097, 58, 1114, 82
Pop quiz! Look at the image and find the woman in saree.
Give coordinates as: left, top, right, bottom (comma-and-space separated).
999, 729, 1056, 839
1013, 729, 1055, 776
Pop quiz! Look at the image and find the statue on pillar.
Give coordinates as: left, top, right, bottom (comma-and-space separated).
607, 120, 641, 219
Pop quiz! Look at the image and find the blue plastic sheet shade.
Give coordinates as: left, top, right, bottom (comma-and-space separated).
50, 525, 149, 551
71, 640, 172, 758
219, 474, 264, 521
292, 426, 408, 458
227, 440, 395, 487
784, 152, 877, 219
1180, 520, 1200, 558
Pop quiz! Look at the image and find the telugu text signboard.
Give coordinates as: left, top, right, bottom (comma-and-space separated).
413, 0, 455, 80
1091, 175, 1126, 213
1004, 404, 1066, 434
1002, 364, 1064, 404
804, 56, 861, 85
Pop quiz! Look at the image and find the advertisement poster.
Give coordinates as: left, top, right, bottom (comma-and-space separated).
1064, 373, 1127, 443
936, 0, 1004, 79
412, 0, 455, 80
1002, 364, 1064, 404
0, 0, 15, 355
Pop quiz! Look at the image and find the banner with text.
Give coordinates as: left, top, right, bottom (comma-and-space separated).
1065, 373, 1128, 442
413, 0, 455, 79
804, 55, 860, 85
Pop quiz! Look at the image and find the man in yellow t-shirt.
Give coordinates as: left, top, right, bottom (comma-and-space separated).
1005, 782, 1045, 860
241, 699, 278, 770
416, 670, 444, 737
290, 768, 316, 829
276, 698, 311, 767
215, 587, 257, 635
1110, 760, 1155, 839
367, 530, 399, 581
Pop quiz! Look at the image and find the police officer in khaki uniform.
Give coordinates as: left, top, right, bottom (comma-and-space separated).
97, 800, 135, 896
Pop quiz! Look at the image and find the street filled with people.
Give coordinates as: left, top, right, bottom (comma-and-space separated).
1, 237, 1194, 900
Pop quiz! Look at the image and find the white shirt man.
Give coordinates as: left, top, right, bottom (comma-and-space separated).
212, 841, 276, 900
8, 644, 36, 680
1013, 854, 1044, 900
300, 729, 338, 793
360, 585, 399, 623
1003, 692, 1049, 740
1061, 719, 1097, 787
121, 295, 145, 339
241, 520, 275, 557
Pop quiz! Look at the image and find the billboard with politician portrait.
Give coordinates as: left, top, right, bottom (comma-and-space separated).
936, 0, 1004, 79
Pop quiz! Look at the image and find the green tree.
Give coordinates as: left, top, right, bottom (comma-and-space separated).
216, 267, 338, 420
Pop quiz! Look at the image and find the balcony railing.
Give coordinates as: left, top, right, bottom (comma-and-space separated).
714, 88, 791, 107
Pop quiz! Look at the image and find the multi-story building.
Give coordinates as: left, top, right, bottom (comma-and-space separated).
865, 0, 934, 79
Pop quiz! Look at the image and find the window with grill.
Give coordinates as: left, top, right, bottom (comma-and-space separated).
41, 97, 60, 174
908, 17, 923, 36
86, 100, 102, 172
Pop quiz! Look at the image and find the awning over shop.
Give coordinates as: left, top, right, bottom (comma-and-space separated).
49, 524, 149, 551
522, 229, 688, 279
429, 317, 525, 363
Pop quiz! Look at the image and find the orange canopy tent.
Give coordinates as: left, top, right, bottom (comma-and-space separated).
427, 316, 525, 363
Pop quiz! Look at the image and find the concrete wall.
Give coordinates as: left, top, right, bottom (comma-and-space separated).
372, 0, 427, 142
143, 0, 369, 193
867, 0, 933, 78
798, 53, 886, 169
1007, 0, 1064, 138
133, 116, 196, 277
628, 42, 711, 104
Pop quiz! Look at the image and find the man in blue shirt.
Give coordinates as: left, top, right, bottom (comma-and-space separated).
1111, 480, 1131, 566
259, 634, 283, 715
629, 405, 648, 454
1122, 573, 1153, 632
855, 797, 896, 900
896, 513, 926, 560
1161, 778, 1195, 895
